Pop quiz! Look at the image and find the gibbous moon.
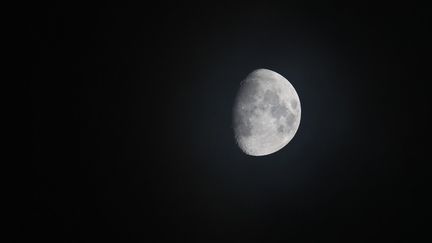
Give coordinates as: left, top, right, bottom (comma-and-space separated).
233, 68, 301, 156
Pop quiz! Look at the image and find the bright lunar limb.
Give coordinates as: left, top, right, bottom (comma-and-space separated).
232, 68, 301, 156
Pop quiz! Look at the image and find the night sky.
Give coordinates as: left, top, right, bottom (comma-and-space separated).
26, 2, 428, 242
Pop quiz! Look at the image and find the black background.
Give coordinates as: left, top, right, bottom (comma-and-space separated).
25, 2, 428, 242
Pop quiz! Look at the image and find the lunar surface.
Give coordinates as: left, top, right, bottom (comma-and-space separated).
233, 68, 301, 156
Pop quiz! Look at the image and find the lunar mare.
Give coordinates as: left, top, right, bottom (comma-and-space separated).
233, 68, 301, 156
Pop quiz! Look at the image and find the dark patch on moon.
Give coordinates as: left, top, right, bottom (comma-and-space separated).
263, 89, 279, 105
271, 103, 289, 119
277, 125, 285, 133
261, 89, 291, 120
286, 112, 295, 127
257, 103, 266, 111
291, 99, 298, 109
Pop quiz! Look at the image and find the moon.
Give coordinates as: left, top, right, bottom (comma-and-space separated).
232, 68, 301, 156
